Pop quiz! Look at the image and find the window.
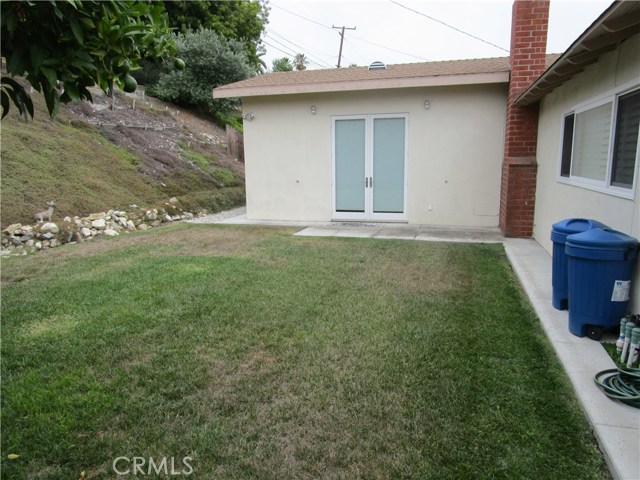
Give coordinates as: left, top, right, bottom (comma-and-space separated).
560, 87, 639, 194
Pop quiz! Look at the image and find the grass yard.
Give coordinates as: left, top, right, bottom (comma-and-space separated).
1, 224, 609, 479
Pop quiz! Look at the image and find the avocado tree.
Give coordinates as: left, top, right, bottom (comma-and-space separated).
1, 0, 178, 119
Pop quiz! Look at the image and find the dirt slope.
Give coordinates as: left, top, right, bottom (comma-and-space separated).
1, 85, 245, 228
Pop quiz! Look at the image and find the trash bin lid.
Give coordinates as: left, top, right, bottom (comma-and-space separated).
566, 228, 639, 261
551, 218, 608, 243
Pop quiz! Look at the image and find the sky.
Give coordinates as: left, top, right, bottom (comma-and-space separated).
261, 0, 614, 70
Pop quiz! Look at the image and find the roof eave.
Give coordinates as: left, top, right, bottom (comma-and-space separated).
213, 71, 509, 99
516, 1, 640, 106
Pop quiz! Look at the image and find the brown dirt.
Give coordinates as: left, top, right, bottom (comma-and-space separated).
66, 87, 244, 183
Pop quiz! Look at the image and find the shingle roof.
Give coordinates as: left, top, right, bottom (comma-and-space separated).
213, 55, 560, 98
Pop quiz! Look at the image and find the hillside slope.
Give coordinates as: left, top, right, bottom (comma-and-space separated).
1, 86, 244, 228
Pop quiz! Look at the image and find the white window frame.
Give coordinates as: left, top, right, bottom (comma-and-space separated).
557, 80, 640, 200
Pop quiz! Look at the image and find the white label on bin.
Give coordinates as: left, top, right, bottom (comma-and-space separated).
611, 280, 631, 302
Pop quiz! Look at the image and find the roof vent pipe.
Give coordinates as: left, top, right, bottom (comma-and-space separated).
368, 61, 387, 70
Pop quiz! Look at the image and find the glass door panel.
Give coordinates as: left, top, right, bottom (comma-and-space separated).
335, 119, 366, 212
373, 117, 405, 214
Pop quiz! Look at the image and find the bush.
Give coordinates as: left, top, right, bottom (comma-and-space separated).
149, 29, 253, 116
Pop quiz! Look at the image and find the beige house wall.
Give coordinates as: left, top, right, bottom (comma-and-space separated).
242, 84, 507, 226
533, 34, 640, 310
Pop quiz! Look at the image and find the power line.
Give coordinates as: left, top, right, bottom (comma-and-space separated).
264, 35, 330, 68
271, 2, 431, 63
270, 3, 333, 31
348, 34, 430, 62
389, 0, 509, 53
266, 29, 334, 68
268, 28, 334, 59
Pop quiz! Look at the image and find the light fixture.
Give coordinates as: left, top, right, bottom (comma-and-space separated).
243, 112, 255, 121
424, 100, 430, 110
311, 105, 317, 115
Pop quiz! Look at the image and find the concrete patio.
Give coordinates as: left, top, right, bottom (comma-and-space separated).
194, 212, 639, 479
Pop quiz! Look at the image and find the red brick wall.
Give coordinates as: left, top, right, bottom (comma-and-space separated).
499, 0, 549, 237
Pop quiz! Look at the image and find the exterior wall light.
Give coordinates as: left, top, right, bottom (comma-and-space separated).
424, 100, 430, 110
311, 105, 317, 115
243, 112, 255, 121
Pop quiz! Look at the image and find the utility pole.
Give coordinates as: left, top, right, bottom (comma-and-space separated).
332, 25, 356, 68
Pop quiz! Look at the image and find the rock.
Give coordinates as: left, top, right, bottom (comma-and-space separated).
35, 241, 42, 250
145, 210, 158, 221
26, 239, 35, 247
20, 234, 33, 243
169, 197, 179, 205
3, 223, 22, 235
40, 222, 60, 234
49, 239, 59, 248
64, 216, 72, 222
172, 215, 182, 221
164, 215, 173, 222
42, 232, 55, 240
89, 212, 106, 221
1, 238, 8, 246
42, 240, 50, 248
137, 224, 148, 230
21, 225, 33, 235
11, 237, 22, 246
80, 227, 91, 238
181, 212, 194, 220
0, 249, 11, 257
92, 218, 106, 229
149, 220, 161, 227
118, 217, 128, 228
104, 229, 119, 237
126, 220, 136, 231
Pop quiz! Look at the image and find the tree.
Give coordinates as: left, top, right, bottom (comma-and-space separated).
149, 29, 253, 116
0, 0, 176, 119
272, 57, 293, 72
293, 53, 308, 71
163, 0, 269, 72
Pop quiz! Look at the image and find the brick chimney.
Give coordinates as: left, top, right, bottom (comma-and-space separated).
499, 0, 550, 237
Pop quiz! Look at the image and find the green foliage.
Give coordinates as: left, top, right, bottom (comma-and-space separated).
293, 53, 308, 71
163, 0, 269, 71
212, 167, 242, 187
149, 29, 253, 116
0, 0, 176, 119
271, 56, 293, 72
215, 111, 243, 132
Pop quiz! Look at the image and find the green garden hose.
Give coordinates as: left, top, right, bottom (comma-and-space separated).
594, 367, 640, 409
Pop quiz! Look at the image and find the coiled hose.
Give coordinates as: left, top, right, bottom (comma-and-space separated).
594, 367, 640, 408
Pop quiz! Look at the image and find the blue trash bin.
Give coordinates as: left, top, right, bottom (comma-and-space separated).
551, 218, 608, 310
565, 228, 638, 339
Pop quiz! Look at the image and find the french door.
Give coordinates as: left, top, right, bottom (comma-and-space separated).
332, 114, 408, 221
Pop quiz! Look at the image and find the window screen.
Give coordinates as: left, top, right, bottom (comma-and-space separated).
610, 89, 640, 188
571, 102, 612, 182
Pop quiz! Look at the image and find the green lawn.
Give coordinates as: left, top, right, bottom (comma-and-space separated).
1, 224, 609, 479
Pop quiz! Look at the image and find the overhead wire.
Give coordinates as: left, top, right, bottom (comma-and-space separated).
265, 29, 334, 68
270, 1, 431, 64
388, 0, 509, 53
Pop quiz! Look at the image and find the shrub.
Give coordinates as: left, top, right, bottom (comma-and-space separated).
149, 29, 253, 116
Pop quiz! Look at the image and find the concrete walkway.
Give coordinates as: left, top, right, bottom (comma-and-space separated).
197, 213, 638, 479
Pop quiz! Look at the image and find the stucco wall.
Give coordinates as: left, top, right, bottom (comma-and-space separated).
533, 34, 640, 310
242, 84, 507, 226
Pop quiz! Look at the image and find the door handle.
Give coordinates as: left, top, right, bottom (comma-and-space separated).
365, 177, 368, 188
370, 177, 373, 187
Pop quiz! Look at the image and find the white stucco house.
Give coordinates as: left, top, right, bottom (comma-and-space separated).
517, 1, 640, 308
214, 0, 639, 309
